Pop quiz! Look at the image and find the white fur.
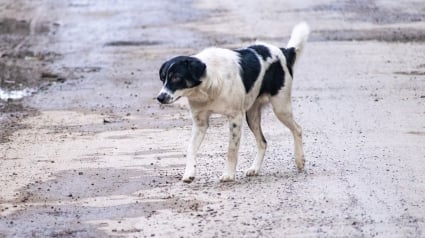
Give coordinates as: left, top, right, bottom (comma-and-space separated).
287, 21, 310, 55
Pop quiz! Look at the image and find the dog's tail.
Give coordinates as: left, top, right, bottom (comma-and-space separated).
282, 22, 310, 73
287, 22, 310, 55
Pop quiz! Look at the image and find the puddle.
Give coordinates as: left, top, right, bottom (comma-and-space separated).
0, 87, 36, 101
0, 17, 62, 110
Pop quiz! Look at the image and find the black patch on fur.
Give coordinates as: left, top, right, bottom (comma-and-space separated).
234, 49, 261, 93
259, 61, 285, 96
159, 56, 189, 82
159, 56, 206, 92
245, 115, 267, 144
248, 45, 271, 61
281, 47, 296, 77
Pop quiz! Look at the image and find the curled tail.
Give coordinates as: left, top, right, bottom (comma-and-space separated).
287, 22, 310, 54
281, 22, 310, 76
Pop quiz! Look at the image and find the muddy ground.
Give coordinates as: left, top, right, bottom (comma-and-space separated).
1, 0, 425, 237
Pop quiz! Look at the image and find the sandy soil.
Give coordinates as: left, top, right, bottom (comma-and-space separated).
1, 0, 425, 237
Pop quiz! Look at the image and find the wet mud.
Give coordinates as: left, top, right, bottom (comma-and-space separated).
0, 17, 60, 91
312, 0, 425, 24
0, 15, 60, 143
312, 27, 425, 42
310, 0, 425, 42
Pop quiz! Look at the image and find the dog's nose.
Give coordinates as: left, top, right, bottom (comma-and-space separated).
157, 93, 168, 104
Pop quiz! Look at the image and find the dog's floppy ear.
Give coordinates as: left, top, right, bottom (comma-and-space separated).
159, 61, 168, 82
187, 58, 206, 82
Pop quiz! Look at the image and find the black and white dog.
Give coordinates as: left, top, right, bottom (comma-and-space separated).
157, 22, 309, 183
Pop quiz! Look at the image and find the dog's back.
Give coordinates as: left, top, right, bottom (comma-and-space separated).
190, 22, 310, 112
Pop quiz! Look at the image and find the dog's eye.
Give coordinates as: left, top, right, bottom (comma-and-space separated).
171, 76, 181, 83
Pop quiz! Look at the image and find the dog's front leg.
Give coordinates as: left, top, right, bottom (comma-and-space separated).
220, 113, 244, 182
182, 111, 209, 183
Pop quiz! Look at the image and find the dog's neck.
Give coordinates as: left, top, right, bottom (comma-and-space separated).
186, 86, 210, 103
187, 73, 221, 103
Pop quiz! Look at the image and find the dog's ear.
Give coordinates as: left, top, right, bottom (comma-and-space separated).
159, 61, 168, 82
187, 58, 206, 82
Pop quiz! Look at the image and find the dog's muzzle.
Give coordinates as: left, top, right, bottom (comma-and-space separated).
157, 92, 171, 104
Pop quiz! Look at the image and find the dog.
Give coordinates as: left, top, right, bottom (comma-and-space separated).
157, 22, 309, 183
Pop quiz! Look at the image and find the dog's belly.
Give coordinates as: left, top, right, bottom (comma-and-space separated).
190, 90, 270, 117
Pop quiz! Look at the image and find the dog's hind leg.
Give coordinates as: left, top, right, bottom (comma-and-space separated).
245, 100, 267, 176
271, 96, 305, 171
220, 112, 244, 182
182, 111, 210, 183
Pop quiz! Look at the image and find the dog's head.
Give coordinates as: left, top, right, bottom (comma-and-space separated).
157, 56, 206, 104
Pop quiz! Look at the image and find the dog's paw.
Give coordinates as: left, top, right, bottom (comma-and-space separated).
182, 176, 195, 183
296, 157, 305, 172
182, 166, 196, 183
219, 174, 235, 182
245, 167, 260, 177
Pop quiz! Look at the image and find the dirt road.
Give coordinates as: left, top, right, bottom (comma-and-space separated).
1, 0, 425, 237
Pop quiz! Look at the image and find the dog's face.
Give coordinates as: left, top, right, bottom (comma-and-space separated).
157, 56, 206, 104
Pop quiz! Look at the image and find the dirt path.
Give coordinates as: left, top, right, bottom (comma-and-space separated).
1, 0, 425, 237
